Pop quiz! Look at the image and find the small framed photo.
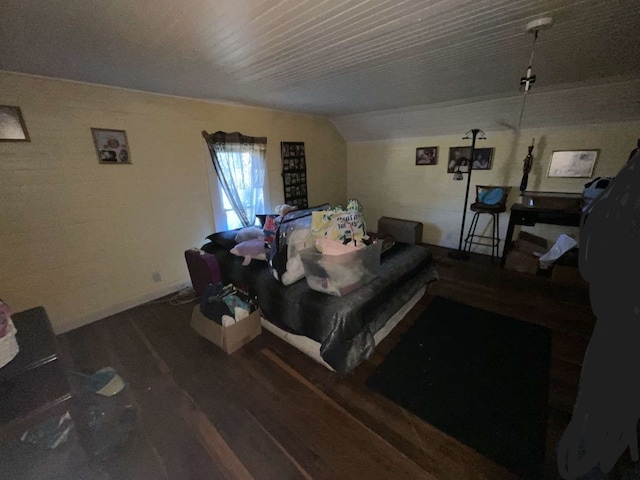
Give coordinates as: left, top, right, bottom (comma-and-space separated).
416, 146, 438, 165
91, 128, 131, 164
0, 105, 30, 142
471, 148, 494, 170
448, 147, 471, 173
548, 150, 598, 178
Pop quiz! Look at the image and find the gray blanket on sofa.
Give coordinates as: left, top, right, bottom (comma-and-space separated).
203, 233, 437, 375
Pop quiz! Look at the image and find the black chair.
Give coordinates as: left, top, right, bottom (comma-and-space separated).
464, 186, 511, 261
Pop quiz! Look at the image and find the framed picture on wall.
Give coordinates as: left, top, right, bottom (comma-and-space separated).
416, 146, 438, 165
0, 105, 30, 142
91, 128, 132, 164
471, 148, 494, 170
447, 147, 471, 173
548, 150, 598, 178
448, 146, 494, 172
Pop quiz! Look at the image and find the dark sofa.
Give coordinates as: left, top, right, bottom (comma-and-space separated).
202, 227, 437, 375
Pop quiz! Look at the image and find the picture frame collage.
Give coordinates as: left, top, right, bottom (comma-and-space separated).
1, 103, 604, 181
1, 104, 132, 164
415, 145, 495, 173
447, 147, 494, 173
281, 141, 308, 209
415, 145, 604, 179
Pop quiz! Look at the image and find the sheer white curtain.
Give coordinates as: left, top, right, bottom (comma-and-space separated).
203, 131, 266, 228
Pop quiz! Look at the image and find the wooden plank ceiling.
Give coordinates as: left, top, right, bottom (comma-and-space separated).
1, 0, 639, 135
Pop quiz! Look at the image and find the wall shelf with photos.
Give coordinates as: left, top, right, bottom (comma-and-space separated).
281, 141, 308, 209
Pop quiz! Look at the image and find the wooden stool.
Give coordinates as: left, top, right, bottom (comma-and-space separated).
464, 186, 511, 261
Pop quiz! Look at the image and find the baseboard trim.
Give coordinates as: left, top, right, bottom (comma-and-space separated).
54, 279, 189, 334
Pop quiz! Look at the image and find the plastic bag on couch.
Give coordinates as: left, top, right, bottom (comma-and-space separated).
311, 199, 368, 247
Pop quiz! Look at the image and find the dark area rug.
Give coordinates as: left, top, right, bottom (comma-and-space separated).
365, 296, 551, 479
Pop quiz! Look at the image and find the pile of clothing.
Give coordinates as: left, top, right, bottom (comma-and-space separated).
199, 283, 255, 326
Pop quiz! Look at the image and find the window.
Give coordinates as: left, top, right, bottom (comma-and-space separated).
202, 131, 268, 231
218, 151, 264, 230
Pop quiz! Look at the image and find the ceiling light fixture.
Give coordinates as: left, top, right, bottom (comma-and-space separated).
518, 17, 554, 128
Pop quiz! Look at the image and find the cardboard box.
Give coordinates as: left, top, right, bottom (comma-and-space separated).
190, 305, 261, 354
504, 249, 539, 275
516, 231, 549, 256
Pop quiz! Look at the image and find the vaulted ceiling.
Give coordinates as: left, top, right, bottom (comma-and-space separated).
1, 0, 639, 136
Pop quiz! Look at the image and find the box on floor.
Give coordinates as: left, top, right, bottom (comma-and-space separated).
190, 305, 261, 354
516, 231, 549, 256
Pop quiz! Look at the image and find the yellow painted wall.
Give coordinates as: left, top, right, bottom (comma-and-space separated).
0, 71, 346, 332
348, 123, 640, 252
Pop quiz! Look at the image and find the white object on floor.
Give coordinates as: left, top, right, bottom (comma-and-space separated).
260, 286, 426, 371
538, 234, 578, 269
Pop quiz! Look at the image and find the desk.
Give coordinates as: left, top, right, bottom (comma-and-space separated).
501, 203, 582, 267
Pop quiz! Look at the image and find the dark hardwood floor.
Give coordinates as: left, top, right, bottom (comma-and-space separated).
4, 245, 635, 479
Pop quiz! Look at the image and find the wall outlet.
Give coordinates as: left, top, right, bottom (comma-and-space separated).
152, 272, 162, 283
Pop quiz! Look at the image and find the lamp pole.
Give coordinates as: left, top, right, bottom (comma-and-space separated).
449, 128, 485, 260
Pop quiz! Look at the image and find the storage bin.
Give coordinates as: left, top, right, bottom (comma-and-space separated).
299, 241, 382, 296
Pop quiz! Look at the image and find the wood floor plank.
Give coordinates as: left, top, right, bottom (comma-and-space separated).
129, 311, 256, 480
62, 322, 176, 480
261, 348, 436, 479
180, 405, 254, 480
236, 347, 433, 480
133, 302, 310, 480
92, 314, 227, 480
262, 334, 514, 480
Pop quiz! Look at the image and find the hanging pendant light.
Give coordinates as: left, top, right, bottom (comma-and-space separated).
518, 17, 554, 128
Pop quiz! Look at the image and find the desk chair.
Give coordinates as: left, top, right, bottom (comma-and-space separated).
464, 186, 511, 261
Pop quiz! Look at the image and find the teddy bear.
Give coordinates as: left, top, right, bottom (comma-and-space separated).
275, 204, 297, 217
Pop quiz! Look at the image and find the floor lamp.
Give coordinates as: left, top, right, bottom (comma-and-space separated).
448, 128, 486, 260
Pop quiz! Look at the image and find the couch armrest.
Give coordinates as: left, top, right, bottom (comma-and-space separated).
377, 216, 423, 245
